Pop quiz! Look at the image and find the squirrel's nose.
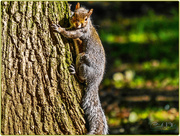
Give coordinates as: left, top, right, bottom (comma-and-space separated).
76, 22, 81, 28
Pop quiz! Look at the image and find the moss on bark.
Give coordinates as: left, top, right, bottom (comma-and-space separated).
1, 1, 86, 135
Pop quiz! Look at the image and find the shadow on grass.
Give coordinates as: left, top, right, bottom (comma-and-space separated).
100, 87, 179, 135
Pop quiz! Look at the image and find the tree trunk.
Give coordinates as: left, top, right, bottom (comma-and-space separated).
1, 1, 86, 135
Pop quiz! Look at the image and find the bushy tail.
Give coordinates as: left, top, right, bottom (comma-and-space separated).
82, 84, 108, 135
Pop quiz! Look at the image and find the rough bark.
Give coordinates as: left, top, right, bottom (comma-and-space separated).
1, 1, 86, 135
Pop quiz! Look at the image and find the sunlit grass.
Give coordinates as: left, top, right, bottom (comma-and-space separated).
100, 8, 179, 133
101, 9, 178, 90
100, 10, 178, 44
108, 106, 179, 130
103, 59, 178, 90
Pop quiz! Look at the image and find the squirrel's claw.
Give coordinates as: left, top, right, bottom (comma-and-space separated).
69, 64, 76, 75
51, 24, 63, 33
55, 24, 60, 27
70, 63, 75, 67
51, 24, 59, 32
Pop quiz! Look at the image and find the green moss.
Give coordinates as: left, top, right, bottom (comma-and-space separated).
32, 2, 36, 17
65, 44, 72, 66
56, 2, 62, 19
8, 1, 13, 13
48, 2, 55, 22
63, 2, 70, 18
41, 1, 44, 14
18, 1, 26, 13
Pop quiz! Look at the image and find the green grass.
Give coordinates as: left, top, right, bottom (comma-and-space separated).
100, 9, 179, 133
108, 106, 179, 132
100, 9, 179, 90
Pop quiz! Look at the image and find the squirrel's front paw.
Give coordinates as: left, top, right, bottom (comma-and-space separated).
51, 23, 63, 33
69, 64, 76, 75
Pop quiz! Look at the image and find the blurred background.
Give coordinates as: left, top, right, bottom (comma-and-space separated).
69, 2, 179, 134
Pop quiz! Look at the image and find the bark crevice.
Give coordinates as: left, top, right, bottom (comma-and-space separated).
1, 1, 87, 135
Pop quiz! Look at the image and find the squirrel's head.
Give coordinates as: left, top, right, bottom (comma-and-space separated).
70, 2, 93, 29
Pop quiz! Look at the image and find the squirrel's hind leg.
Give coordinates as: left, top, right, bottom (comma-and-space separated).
69, 64, 85, 83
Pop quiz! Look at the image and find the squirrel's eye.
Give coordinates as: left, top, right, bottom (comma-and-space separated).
85, 16, 88, 21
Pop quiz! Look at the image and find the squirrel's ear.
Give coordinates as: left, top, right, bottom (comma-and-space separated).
75, 2, 80, 10
88, 9, 93, 16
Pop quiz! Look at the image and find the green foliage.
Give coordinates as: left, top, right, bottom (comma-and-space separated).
101, 9, 179, 90
99, 7, 179, 134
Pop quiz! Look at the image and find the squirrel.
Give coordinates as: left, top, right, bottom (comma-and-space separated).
51, 3, 108, 135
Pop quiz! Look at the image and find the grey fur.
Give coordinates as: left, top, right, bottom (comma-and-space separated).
51, 7, 108, 135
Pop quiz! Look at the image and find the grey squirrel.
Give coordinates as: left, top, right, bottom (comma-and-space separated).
51, 3, 108, 135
